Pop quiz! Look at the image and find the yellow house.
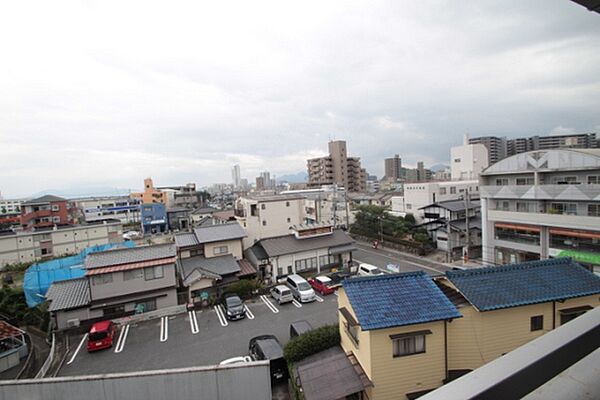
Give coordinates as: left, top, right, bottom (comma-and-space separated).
339, 258, 600, 400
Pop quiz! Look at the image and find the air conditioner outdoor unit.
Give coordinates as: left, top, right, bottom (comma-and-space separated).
66, 319, 80, 328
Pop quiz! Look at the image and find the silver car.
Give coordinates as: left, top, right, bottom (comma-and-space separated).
270, 285, 293, 304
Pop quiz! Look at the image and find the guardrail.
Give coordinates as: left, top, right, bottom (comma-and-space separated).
34, 333, 55, 379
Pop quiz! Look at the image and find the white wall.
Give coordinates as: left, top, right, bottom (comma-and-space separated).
451, 143, 489, 181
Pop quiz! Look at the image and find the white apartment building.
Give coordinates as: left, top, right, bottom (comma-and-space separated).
480, 149, 600, 274
390, 180, 479, 222
0, 199, 22, 214
76, 196, 141, 224
234, 194, 305, 248
281, 185, 351, 228
451, 137, 489, 180
0, 220, 123, 266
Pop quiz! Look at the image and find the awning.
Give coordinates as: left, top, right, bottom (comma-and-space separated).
329, 244, 357, 255
558, 305, 593, 315
339, 307, 359, 326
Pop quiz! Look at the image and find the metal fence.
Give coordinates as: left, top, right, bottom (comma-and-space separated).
34, 332, 55, 379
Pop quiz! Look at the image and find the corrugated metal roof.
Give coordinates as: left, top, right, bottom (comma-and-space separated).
343, 271, 461, 330
258, 230, 354, 257
46, 278, 91, 311
446, 258, 600, 312
175, 232, 200, 248
85, 244, 175, 269
193, 222, 246, 244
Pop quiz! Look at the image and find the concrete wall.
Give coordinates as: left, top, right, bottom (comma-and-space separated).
0, 362, 271, 400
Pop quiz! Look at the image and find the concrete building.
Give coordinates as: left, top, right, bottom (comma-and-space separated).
131, 178, 168, 205
469, 132, 598, 165
255, 176, 265, 191
282, 185, 351, 228
76, 196, 141, 225
479, 149, 600, 273
234, 194, 305, 248
338, 259, 600, 400
20, 195, 77, 230
141, 203, 167, 234
0, 199, 22, 214
307, 140, 368, 192
390, 180, 479, 223
0, 220, 123, 267
158, 183, 205, 209
46, 244, 178, 330
451, 137, 489, 180
384, 154, 402, 180
232, 164, 241, 188
166, 207, 191, 231
246, 224, 355, 283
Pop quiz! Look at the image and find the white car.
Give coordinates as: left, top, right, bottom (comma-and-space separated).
219, 356, 253, 365
358, 263, 385, 277
270, 285, 294, 304
123, 230, 142, 240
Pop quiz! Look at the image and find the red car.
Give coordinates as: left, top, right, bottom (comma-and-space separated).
308, 276, 336, 295
87, 320, 117, 352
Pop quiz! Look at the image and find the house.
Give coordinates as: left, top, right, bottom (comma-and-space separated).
141, 203, 167, 234
337, 258, 600, 400
20, 195, 77, 230
246, 224, 355, 283
175, 222, 254, 302
166, 207, 191, 231
46, 244, 178, 330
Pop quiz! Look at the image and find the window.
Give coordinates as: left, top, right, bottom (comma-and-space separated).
392, 331, 429, 357
496, 178, 509, 186
517, 202, 534, 213
51, 204, 59, 211
560, 307, 591, 325
287, 218, 291, 223
406, 204, 412, 210
41, 248, 51, 256
450, 187, 456, 194
277, 266, 283, 277
340, 308, 360, 346
440, 187, 447, 195
530, 315, 543, 331
144, 266, 164, 280
319, 254, 336, 266
262, 220, 267, 226
454, 158, 461, 163
103, 305, 124, 317
53, 216, 61, 223
287, 265, 293, 274
550, 203, 577, 215
213, 245, 228, 255
92, 274, 113, 285
588, 204, 600, 217
261, 204, 266, 210
123, 269, 143, 281
587, 175, 600, 184
496, 201, 509, 211
516, 177, 534, 186
286, 201, 290, 207
295, 257, 317, 272
135, 299, 157, 313
554, 176, 579, 185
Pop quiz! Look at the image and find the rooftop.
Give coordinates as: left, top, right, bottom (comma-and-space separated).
46, 278, 91, 311
22, 195, 67, 205
243, 193, 305, 202
420, 199, 481, 212
257, 229, 354, 258
192, 222, 246, 244
445, 258, 600, 312
0, 321, 25, 341
180, 254, 240, 280
342, 271, 461, 330
174, 232, 199, 248
85, 244, 175, 269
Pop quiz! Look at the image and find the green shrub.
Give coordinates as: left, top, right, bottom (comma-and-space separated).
224, 279, 263, 299
284, 324, 341, 363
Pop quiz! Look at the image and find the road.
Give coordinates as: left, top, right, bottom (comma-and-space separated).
353, 241, 452, 276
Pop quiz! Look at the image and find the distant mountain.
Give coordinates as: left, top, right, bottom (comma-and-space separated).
276, 171, 308, 183
429, 163, 449, 172
29, 186, 133, 199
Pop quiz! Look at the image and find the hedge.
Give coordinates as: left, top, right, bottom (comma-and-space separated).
223, 279, 263, 299
284, 324, 341, 363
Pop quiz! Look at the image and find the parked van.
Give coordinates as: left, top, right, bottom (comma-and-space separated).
290, 320, 313, 339
286, 274, 316, 303
270, 285, 294, 305
87, 320, 117, 352
357, 263, 385, 277
249, 335, 288, 383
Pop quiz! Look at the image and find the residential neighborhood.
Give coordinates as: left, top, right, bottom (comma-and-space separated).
1, 1, 600, 400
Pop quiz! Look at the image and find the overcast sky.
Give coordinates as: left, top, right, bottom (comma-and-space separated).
1, 1, 599, 198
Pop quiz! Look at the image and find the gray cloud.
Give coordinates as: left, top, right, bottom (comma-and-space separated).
1, 0, 599, 197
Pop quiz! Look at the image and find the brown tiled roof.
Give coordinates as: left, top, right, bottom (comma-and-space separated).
0, 321, 25, 340
237, 259, 257, 277
85, 257, 176, 276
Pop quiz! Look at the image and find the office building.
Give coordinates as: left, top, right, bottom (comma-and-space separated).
76, 196, 141, 225
232, 164, 241, 188
307, 140, 368, 192
384, 154, 402, 180
480, 148, 600, 273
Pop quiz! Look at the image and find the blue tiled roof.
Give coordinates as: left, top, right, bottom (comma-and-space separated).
446, 258, 600, 312
342, 271, 462, 330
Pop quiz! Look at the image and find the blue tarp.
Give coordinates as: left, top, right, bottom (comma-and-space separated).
24, 241, 135, 307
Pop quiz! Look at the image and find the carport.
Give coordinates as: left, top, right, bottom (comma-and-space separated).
0, 321, 28, 373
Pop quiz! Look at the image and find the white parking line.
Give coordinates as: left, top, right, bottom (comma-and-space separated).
188, 311, 199, 334
260, 295, 280, 314
160, 316, 169, 342
292, 299, 303, 308
315, 295, 324, 303
244, 305, 255, 319
334, 291, 339, 297
67, 333, 88, 365
214, 305, 229, 327
114, 324, 130, 353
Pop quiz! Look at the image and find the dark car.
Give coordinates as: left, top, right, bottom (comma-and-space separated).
223, 294, 246, 320
249, 335, 288, 383
328, 270, 352, 287
290, 320, 313, 339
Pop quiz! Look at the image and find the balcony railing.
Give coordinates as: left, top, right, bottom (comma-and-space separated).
481, 184, 600, 200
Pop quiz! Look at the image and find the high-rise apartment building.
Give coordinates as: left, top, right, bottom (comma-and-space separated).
384, 154, 402, 180
232, 165, 241, 188
307, 140, 367, 192
469, 132, 598, 165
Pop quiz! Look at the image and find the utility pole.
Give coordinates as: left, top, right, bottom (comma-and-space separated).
379, 216, 384, 246
463, 188, 470, 265
446, 216, 452, 263
332, 185, 337, 228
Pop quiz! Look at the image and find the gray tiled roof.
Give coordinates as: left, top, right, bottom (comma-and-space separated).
175, 232, 200, 248
22, 194, 67, 205
46, 278, 90, 311
180, 255, 240, 279
193, 222, 246, 244
85, 243, 175, 269
258, 229, 354, 257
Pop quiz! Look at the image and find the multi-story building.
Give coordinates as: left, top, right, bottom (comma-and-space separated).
479, 149, 600, 273
338, 259, 600, 400
141, 203, 167, 234
131, 178, 168, 205
282, 185, 351, 228
307, 140, 368, 192
469, 132, 598, 165
76, 196, 141, 225
157, 183, 205, 209
451, 136, 489, 180
255, 176, 265, 191
232, 164, 241, 188
46, 244, 178, 330
0, 220, 123, 266
234, 194, 305, 248
390, 180, 479, 223
384, 154, 402, 180
20, 195, 77, 230
0, 199, 22, 214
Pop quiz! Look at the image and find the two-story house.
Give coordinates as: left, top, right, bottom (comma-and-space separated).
46, 244, 178, 329
338, 258, 600, 400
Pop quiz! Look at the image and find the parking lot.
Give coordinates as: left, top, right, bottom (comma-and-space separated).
58, 292, 339, 377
